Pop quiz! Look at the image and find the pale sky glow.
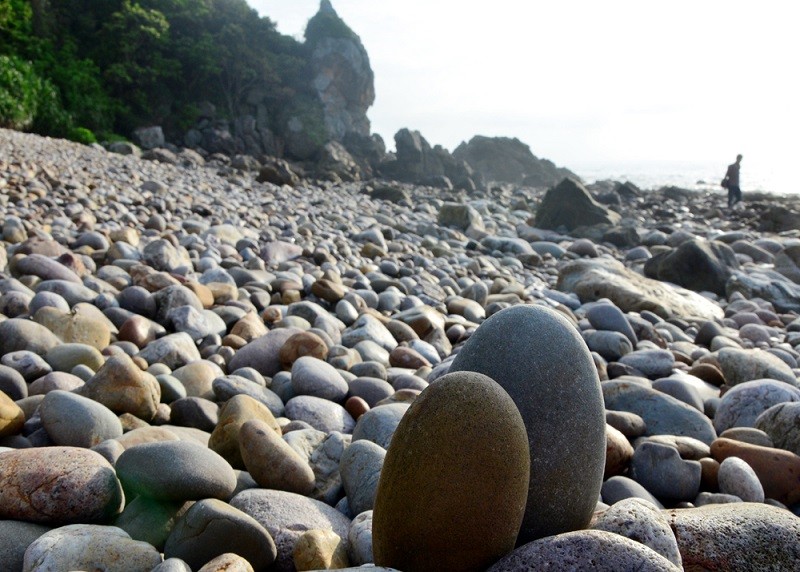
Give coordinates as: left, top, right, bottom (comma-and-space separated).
252, 1, 797, 191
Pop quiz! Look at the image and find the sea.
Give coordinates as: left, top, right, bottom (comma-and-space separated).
570, 160, 793, 197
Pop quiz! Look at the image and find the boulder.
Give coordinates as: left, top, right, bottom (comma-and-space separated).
558, 258, 724, 320
644, 239, 739, 296
534, 177, 621, 230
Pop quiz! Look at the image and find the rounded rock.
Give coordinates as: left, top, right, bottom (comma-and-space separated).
487, 529, 680, 572
450, 304, 605, 543
40, 389, 123, 447
22, 524, 162, 572
592, 497, 682, 568
0, 447, 122, 524
373, 371, 530, 572
116, 440, 237, 502
717, 456, 765, 502
239, 419, 315, 495
164, 498, 277, 572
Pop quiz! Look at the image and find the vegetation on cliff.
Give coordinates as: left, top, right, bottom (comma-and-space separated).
0, 0, 322, 144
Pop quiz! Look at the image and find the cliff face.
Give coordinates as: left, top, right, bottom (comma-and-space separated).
307, 0, 375, 141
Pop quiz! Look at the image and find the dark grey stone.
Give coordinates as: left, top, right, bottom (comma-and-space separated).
450, 304, 606, 543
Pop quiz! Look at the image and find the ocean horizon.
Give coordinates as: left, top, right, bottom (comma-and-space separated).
571, 159, 793, 197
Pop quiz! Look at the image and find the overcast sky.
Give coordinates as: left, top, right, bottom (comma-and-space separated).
252, 1, 796, 182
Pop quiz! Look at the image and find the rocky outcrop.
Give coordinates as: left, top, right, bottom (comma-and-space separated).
307, 0, 374, 141
453, 135, 575, 187
379, 129, 479, 190
534, 177, 621, 230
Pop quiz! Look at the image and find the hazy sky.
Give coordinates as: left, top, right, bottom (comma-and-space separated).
252, 1, 796, 185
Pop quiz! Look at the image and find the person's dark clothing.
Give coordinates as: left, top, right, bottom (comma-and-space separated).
725, 161, 741, 207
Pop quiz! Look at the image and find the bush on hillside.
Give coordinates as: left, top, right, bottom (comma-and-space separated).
0, 54, 40, 130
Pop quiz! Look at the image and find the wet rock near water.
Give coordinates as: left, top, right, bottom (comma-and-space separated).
2, 127, 800, 570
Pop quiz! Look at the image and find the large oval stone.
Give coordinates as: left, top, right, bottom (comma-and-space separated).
450, 304, 605, 543
372, 371, 530, 572
0, 447, 123, 524
116, 440, 237, 502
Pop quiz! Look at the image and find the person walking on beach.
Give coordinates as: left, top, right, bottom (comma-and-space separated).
722, 154, 743, 208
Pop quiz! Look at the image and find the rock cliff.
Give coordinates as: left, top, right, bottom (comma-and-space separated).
454, 135, 575, 187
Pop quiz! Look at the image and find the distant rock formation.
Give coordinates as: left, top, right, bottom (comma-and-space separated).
534, 178, 621, 230
379, 129, 479, 190
307, 0, 375, 141
453, 136, 575, 187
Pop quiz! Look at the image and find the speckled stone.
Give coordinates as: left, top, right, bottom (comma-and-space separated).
592, 498, 682, 568
0, 447, 122, 524
717, 456, 764, 502
755, 401, 800, 455
284, 395, 355, 433
164, 498, 277, 572
450, 304, 605, 543
339, 439, 385, 516
373, 371, 529, 572
22, 524, 162, 572
230, 489, 352, 572
713, 378, 800, 434
487, 529, 680, 572
667, 503, 800, 570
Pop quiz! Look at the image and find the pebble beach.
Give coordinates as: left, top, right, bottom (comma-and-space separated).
1, 127, 800, 571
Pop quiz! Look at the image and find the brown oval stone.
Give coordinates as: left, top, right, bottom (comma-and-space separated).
118, 315, 157, 348
230, 312, 268, 342
710, 437, 800, 504
699, 457, 720, 491
388, 346, 431, 369
605, 424, 634, 479
239, 419, 315, 495
209, 394, 281, 470
345, 396, 370, 421
688, 363, 726, 387
373, 371, 530, 572
0, 447, 123, 524
279, 331, 329, 369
